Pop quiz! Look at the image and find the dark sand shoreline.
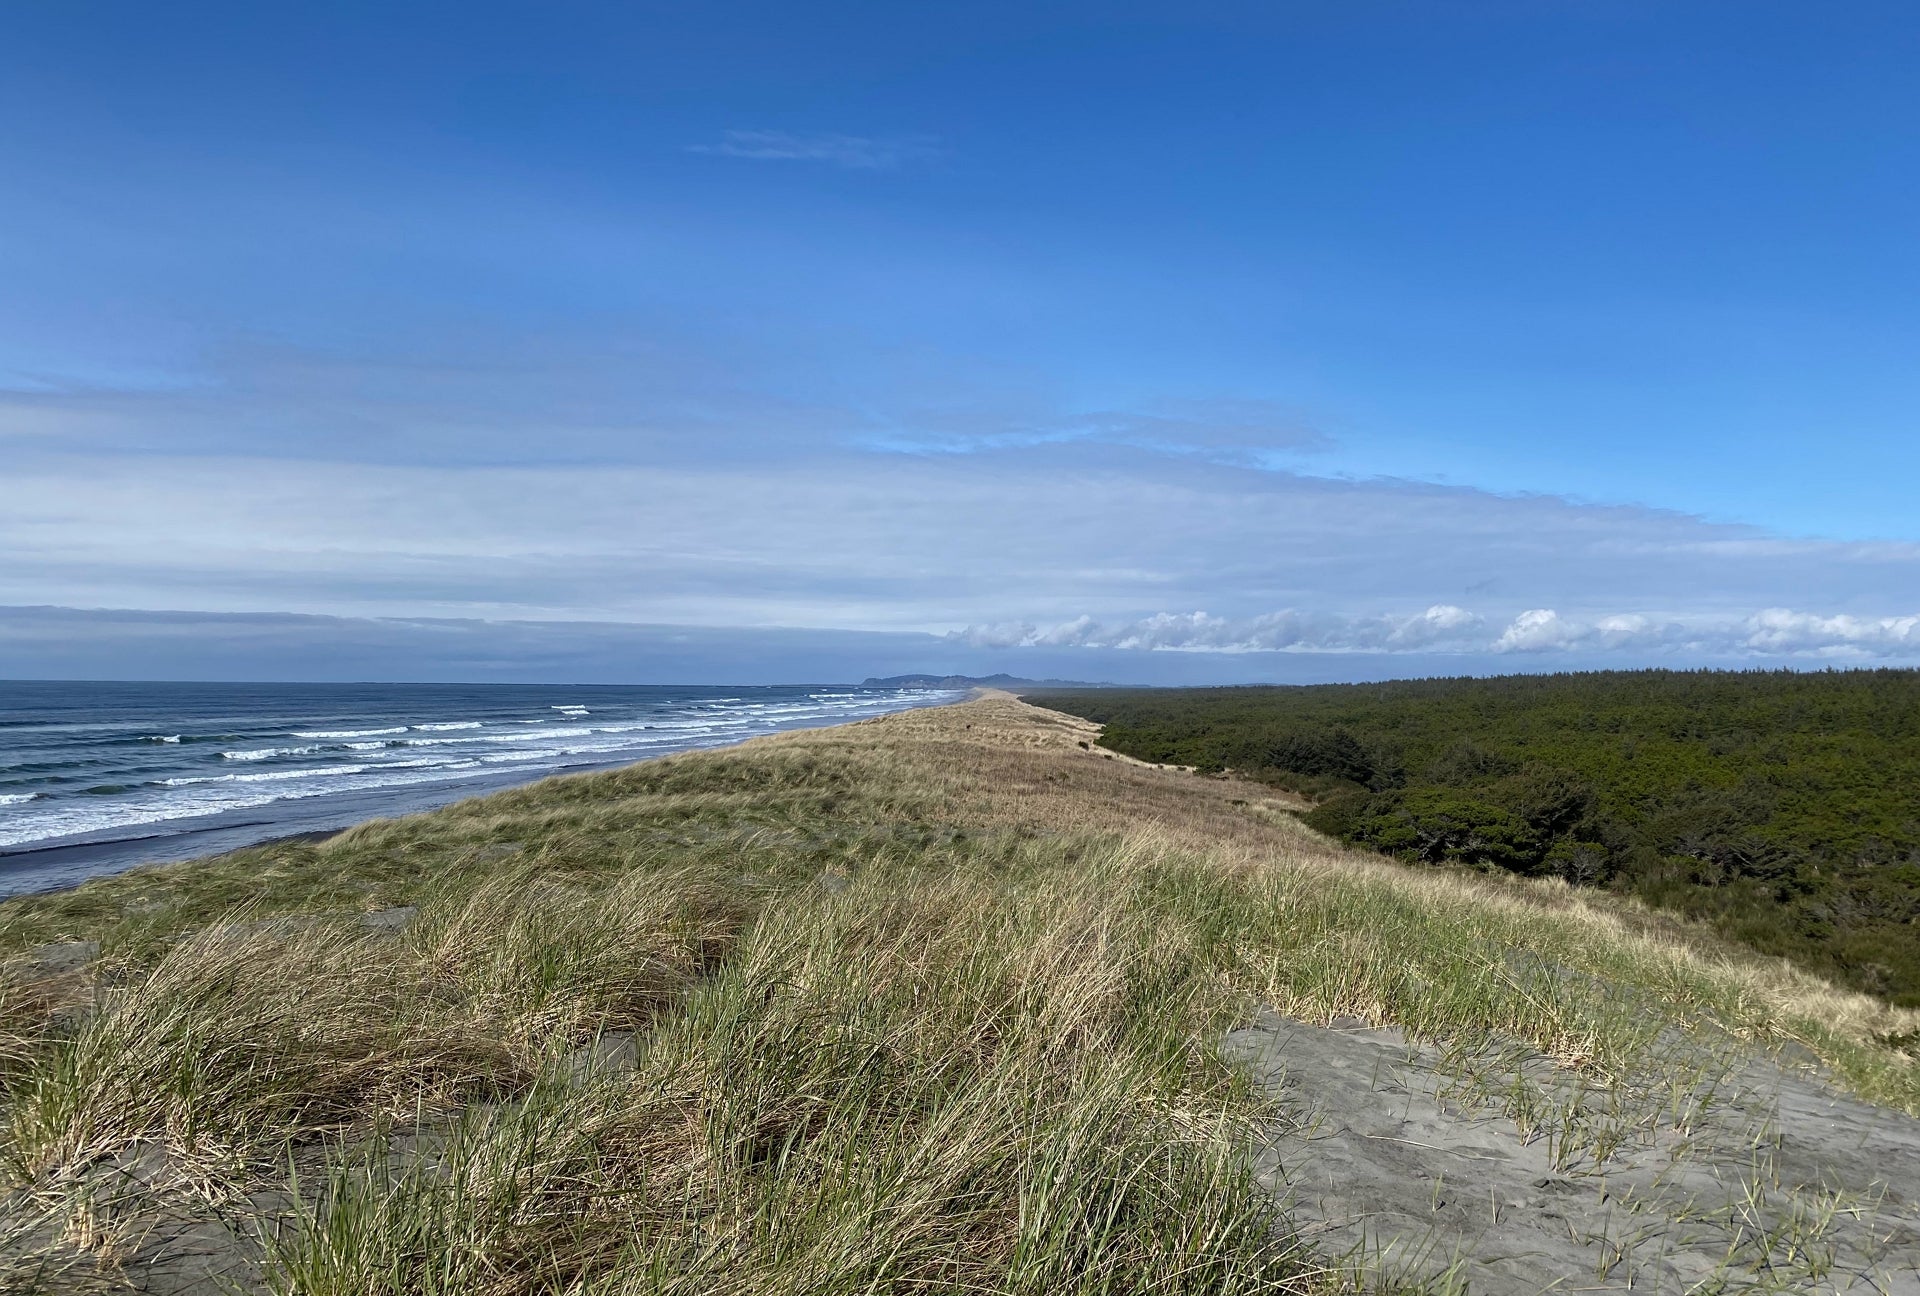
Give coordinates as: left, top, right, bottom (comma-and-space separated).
0, 700, 968, 898
0, 755, 642, 888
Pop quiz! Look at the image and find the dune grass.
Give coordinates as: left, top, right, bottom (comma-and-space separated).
0, 695, 1913, 1293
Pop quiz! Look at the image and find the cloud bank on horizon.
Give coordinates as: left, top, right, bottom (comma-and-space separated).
952, 606, 1920, 661
3, 3, 1919, 682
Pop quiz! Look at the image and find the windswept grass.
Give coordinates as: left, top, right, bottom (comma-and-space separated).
0, 694, 1913, 1292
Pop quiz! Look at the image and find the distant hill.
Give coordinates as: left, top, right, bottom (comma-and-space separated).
863, 673, 1115, 690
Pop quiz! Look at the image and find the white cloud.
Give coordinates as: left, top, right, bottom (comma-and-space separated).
7, 333, 1920, 675
1742, 608, 1920, 655
1493, 608, 1580, 652
7, 444, 1920, 649
1489, 609, 1683, 653
945, 604, 1920, 661
951, 606, 1492, 654
1391, 603, 1483, 647
861, 397, 1332, 463
1486, 607, 1920, 658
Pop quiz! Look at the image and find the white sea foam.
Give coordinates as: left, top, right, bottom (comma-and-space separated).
0, 761, 511, 848
141, 735, 183, 744
396, 728, 597, 747
0, 797, 276, 847
728, 705, 823, 721
190, 763, 374, 784
0, 688, 963, 854
0, 793, 40, 806
292, 726, 407, 739
494, 725, 598, 741
243, 764, 376, 782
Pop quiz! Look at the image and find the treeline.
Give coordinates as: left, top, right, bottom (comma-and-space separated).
1029, 670, 1920, 1006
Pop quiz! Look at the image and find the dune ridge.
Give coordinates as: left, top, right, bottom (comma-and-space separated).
0, 693, 1914, 1293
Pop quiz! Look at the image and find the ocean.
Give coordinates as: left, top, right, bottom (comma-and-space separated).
0, 680, 961, 897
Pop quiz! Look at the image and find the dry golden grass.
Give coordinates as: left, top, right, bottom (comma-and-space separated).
0, 693, 1911, 1294
846, 694, 1920, 1063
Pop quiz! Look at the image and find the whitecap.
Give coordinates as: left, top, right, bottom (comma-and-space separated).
474, 726, 597, 744
141, 734, 183, 744
228, 764, 371, 783
0, 761, 505, 849
292, 726, 407, 739
0, 687, 964, 855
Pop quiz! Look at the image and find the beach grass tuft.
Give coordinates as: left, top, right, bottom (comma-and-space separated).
0, 694, 1913, 1292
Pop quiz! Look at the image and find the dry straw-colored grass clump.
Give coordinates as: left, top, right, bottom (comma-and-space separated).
0, 693, 1912, 1293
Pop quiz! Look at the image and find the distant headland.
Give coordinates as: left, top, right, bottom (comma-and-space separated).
863, 672, 1116, 690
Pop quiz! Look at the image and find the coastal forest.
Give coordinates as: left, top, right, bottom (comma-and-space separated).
1030, 669, 1920, 1006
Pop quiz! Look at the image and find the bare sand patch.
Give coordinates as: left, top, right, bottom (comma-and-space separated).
1227, 1011, 1920, 1293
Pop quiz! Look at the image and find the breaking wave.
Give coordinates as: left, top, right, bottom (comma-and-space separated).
292, 727, 407, 739
0, 686, 962, 856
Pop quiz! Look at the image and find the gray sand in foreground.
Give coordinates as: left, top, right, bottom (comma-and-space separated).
1226, 1012, 1920, 1294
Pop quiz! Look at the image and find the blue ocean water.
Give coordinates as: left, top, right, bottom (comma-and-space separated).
0, 680, 960, 895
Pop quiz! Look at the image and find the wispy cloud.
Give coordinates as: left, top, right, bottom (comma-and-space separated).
1076, 399, 1334, 458
861, 397, 1333, 465
9, 444, 1920, 642
690, 130, 942, 170
8, 336, 1920, 665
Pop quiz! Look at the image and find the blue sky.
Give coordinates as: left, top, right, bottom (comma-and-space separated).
3, 1, 1918, 681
